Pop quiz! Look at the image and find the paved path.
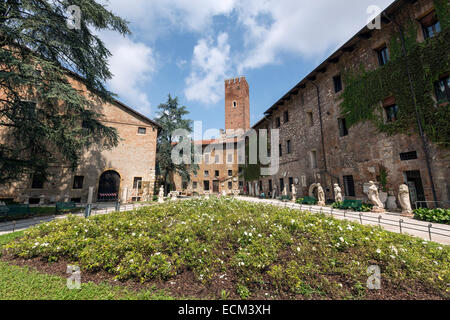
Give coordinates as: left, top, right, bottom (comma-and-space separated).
236, 196, 450, 245
0, 203, 154, 235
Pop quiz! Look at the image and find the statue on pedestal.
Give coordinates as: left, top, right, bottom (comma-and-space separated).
399, 184, 413, 217
334, 184, 343, 203
317, 184, 326, 206
158, 186, 165, 203
368, 181, 385, 213
291, 184, 297, 203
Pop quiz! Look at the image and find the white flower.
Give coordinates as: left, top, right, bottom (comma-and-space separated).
376, 249, 382, 254
339, 237, 345, 243
185, 239, 189, 243
297, 247, 301, 252
155, 252, 161, 256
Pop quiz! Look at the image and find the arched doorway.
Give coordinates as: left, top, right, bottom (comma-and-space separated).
98, 170, 121, 202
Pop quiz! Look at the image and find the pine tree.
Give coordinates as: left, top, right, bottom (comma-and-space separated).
0, 0, 130, 183
155, 95, 197, 195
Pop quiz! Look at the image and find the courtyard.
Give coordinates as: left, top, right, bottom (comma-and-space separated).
1, 198, 449, 300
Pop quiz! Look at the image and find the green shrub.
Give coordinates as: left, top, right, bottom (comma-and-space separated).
414, 208, 450, 225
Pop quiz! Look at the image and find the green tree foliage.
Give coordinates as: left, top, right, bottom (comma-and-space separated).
0, 0, 130, 183
155, 95, 197, 195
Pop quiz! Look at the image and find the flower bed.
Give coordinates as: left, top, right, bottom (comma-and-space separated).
2, 198, 449, 300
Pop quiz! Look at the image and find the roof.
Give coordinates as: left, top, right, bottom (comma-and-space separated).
66, 70, 162, 129
256, 0, 406, 124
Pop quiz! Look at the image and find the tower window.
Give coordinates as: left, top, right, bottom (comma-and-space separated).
276, 117, 281, 128
133, 177, 143, 189
279, 144, 283, 157
287, 140, 292, 154
284, 111, 289, 123
232, 101, 237, 108
421, 11, 440, 39
377, 46, 390, 66
333, 75, 343, 93
385, 104, 399, 122
338, 118, 349, 137
400, 151, 418, 161
31, 174, 45, 189
434, 76, 450, 103
73, 176, 84, 190
343, 175, 356, 197
138, 127, 147, 135
307, 112, 314, 127
309, 150, 318, 169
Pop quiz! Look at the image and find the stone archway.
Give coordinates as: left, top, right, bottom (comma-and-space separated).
309, 183, 319, 198
98, 170, 121, 202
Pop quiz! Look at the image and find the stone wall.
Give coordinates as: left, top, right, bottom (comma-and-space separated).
247, 0, 449, 207
0, 75, 159, 204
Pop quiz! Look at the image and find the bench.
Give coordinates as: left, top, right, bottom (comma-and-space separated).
56, 202, 76, 214
341, 200, 363, 211
302, 197, 317, 205
0, 205, 30, 221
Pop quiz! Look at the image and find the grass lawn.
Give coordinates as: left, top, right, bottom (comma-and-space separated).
1, 198, 449, 300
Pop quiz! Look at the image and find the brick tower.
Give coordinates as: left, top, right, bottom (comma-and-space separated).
225, 77, 250, 133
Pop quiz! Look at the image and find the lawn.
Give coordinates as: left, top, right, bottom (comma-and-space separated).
1, 198, 449, 300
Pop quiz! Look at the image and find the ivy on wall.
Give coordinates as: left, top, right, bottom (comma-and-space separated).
340, 0, 450, 149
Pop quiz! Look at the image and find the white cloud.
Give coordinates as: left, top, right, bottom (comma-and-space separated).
184, 33, 231, 105
103, 0, 236, 40
234, 0, 394, 72
101, 32, 155, 115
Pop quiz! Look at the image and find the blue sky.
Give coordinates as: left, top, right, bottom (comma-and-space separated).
99, 0, 395, 133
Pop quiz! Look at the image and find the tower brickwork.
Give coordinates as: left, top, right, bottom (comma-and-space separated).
225, 77, 250, 132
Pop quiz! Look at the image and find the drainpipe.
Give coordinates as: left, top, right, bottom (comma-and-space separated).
382, 12, 438, 203
310, 81, 340, 199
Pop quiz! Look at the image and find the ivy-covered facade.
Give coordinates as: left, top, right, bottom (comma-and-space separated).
244, 0, 449, 207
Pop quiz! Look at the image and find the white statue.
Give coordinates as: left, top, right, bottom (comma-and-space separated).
158, 186, 164, 203
283, 184, 288, 197
334, 184, 343, 203
291, 184, 297, 203
398, 184, 413, 217
317, 184, 326, 206
368, 181, 385, 212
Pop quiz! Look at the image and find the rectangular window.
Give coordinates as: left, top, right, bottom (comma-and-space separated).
228, 182, 233, 190
227, 153, 233, 164
204, 181, 210, 191
279, 144, 283, 157
73, 176, 84, 190
289, 177, 294, 192
133, 177, 143, 189
307, 112, 314, 127
309, 151, 318, 169
138, 127, 147, 135
276, 117, 281, 128
193, 182, 198, 189
333, 75, 343, 93
215, 170, 220, 178
204, 171, 209, 177
385, 104, 399, 123
280, 178, 284, 192
434, 76, 450, 103
228, 170, 233, 177
400, 151, 418, 161
377, 46, 390, 66
343, 175, 356, 197
284, 111, 289, 123
269, 180, 273, 192
287, 140, 292, 154
31, 174, 45, 189
338, 118, 349, 137
421, 11, 440, 39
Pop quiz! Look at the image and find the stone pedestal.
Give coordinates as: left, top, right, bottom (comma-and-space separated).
386, 195, 398, 210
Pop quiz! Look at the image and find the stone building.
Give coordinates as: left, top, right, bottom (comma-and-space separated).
0, 73, 161, 204
171, 77, 250, 195
246, 0, 449, 208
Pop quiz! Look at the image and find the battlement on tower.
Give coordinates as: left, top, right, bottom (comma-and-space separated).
225, 77, 248, 88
